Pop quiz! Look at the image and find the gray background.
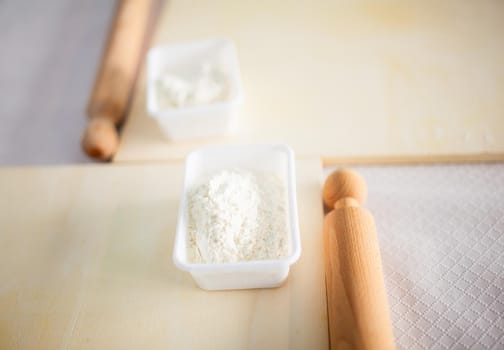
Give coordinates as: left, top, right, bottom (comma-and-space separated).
0, 0, 116, 165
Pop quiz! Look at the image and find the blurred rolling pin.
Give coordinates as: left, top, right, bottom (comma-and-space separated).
323, 169, 395, 350
82, 0, 161, 160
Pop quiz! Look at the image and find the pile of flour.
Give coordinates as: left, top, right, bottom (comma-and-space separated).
155, 63, 228, 108
187, 169, 289, 263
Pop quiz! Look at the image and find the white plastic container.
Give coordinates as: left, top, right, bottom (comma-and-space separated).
146, 39, 244, 140
173, 144, 301, 290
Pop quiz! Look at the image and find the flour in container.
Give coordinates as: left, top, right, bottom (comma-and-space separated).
187, 169, 289, 263
155, 62, 228, 109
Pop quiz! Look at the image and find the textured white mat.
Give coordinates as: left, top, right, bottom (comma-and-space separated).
326, 164, 504, 349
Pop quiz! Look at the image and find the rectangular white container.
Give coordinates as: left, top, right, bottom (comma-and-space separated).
173, 144, 301, 290
146, 39, 244, 141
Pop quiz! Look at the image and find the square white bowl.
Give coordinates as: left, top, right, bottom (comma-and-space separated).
146, 39, 244, 141
173, 144, 301, 290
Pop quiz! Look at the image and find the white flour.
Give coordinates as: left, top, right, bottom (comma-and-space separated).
155, 63, 228, 109
187, 169, 289, 263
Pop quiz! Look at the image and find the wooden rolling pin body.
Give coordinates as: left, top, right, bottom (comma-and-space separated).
82, 0, 157, 160
323, 170, 395, 350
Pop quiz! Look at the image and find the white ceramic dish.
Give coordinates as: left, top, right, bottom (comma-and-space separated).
146, 39, 243, 141
173, 144, 301, 290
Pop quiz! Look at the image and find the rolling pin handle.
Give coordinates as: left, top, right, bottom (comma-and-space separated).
334, 197, 360, 210
81, 117, 118, 160
82, 0, 158, 160
323, 169, 395, 350
323, 169, 367, 208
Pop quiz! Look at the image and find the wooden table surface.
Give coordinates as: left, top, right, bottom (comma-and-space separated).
0, 159, 328, 349
115, 0, 504, 164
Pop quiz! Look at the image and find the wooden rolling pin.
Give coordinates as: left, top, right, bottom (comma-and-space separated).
323, 169, 395, 350
82, 0, 159, 160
